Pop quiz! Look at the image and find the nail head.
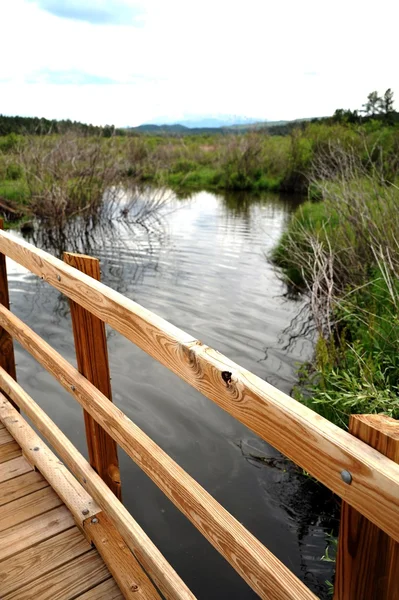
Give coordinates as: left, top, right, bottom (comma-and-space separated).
91, 517, 99, 524
341, 469, 352, 485
82, 509, 89, 516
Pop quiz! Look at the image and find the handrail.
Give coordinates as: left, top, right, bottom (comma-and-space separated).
0, 381, 193, 600
0, 230, 399, 544
0, 304, 315, 600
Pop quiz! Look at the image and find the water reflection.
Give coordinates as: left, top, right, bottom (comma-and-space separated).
9, 187, 337, 599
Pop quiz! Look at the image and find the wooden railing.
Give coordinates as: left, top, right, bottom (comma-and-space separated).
0, 226, 397, 599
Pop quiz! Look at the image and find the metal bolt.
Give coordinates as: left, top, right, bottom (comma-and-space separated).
82, 508, 89, 516
33, 446, 40, 451
341, 469, 352, 485
91, 517, 99, 524
71, 385, 76, 391
57, 275, 61, 281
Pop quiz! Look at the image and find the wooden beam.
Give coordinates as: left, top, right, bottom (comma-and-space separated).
0, 221, 17, 410
85, 511, 162, 600
0, 367, 315, 600
0, 396, 100, 526
64, 252, 121, 500
0, 231, 398, 544
0, 386, 196, 600
334, 414, 399, 600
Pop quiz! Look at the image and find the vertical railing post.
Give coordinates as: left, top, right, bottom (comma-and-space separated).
334, 414, 399, 600
64, 252, 121, 500
0, 219, 17, 409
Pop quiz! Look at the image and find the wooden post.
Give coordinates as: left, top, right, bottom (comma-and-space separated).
64, 252, 121, 500
334, 414, 399, 600
0, 219, 17, 409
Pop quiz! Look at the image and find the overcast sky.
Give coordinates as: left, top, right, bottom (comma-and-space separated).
0, 0, 397, 126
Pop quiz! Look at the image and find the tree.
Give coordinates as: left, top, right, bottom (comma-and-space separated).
379, 88, 394, 114
362, 91, 382, 115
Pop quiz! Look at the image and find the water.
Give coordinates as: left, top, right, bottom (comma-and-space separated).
6, 189, 338, 598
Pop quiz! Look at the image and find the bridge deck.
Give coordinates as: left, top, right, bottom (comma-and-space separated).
0, 421, 124, 600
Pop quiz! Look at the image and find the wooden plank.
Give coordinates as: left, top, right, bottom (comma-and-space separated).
75, 578, 124, 600
0, 440, 21, 463
0, 485, 62, 532
0, 370, 313, 600
0, 470, 48, 505
85, 511, 161, 600
335, 414, 399, 600
0, 527, 91, 596
0, 390, 195, 600
64, 253, 121, 500
3, 548, 110, 600
0, 455, 33, 483
0, 220, 17, 410
0, 401, 100, 526
0, 232, 398, 546
0, 505, 74, 561
0, 427, 13, 444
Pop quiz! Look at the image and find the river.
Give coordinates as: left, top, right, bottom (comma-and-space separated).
6, 188, 338, 598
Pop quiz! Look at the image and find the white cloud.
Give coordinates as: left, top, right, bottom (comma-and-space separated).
0, 0, 398, 125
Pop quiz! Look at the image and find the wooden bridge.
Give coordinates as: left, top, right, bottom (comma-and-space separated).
0, 222, 397, 599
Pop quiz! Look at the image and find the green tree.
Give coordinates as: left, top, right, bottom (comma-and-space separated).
362, 91, 382, 115
379, 88, 394, 114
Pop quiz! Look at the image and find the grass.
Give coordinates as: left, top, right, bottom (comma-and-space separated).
274, 157, 399, 428
0, 179, 29, 205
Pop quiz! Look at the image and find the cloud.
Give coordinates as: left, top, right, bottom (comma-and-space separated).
25, 69, 118, 85
27, 0, 144, 25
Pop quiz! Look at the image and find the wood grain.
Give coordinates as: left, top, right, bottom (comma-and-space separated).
0, 382, 196, 600
0, 470, 48, 506
3, 548, 110, 600
0, 527, 91, 596
0, 231, 398, 546
64, 252, 121, 500
0, 398, 100, 525
0, 359, 314, 599
0, 505, 74, 561
0, 427, 13, 444
0, 219, 17, 409
75, 578, 124, 600
0, 440, 21, 463
335, 414, 399, 600
0, 455, 33, 483
85, 511, 161, 600
0, 486, 62, 532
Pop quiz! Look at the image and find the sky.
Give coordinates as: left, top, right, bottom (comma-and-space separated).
0, 0, 397, 126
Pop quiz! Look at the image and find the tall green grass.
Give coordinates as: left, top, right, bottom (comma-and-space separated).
274, 152, 399, 428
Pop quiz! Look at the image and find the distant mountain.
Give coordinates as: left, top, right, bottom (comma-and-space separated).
147, 114, 263, 129
130, 117, 317, 136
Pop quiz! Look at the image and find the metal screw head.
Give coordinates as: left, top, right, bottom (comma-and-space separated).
33, 446, 40, 452
341, 469, 352, 485
82, 508, 90, 516
57, 275, 61, 281
71, 385, 76, 392
91, 517, 99, 524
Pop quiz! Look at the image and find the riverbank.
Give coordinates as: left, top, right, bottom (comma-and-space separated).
1, 119, 399, 227
273, 156, 399, 429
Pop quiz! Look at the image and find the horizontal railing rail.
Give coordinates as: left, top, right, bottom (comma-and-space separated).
0, 231, 398, 543
0, 305, 315, 600
0, 229, 398, 599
